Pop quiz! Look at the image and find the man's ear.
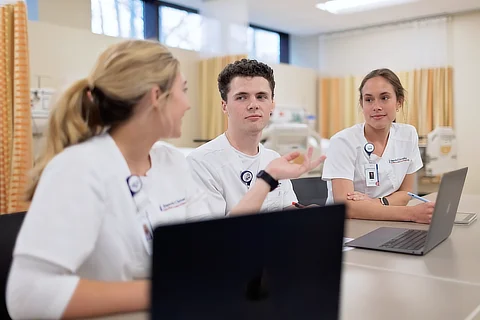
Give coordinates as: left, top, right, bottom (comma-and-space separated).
221, 100, 228, 115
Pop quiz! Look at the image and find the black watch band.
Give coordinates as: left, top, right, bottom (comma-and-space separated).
256, 170, 279, 192
380, 196, 389, 206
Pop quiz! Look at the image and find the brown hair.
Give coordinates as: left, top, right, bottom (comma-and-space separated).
358, 68, 406, 106
218, 58, 275, 101
26, 39, 180, 201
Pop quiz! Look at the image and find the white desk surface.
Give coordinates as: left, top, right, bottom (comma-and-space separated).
86, 193, 480, 320
344, 193, 480, 285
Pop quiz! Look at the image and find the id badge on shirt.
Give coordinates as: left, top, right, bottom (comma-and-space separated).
365, 163, 379, 187
137, 209, 153, 256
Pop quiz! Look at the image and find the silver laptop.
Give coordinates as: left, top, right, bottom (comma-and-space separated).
345, 167, 468, 255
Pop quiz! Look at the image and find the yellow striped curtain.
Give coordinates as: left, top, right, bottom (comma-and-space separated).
0, 0, 32, 214
199, 54, 247, 140
318, 67, 453, 139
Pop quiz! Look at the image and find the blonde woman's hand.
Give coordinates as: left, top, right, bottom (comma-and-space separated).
265, 147, 326, 181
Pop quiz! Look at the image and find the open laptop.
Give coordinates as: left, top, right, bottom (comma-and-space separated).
151, 205, 346, 320
345, 167, 468, 255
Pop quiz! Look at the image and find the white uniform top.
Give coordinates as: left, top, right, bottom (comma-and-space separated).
7, 133, 216, 320
322, 123, 423, 205
186, 134, 298, 216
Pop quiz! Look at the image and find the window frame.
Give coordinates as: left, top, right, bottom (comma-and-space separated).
142, 1, 290, 63
249, 23, 290, 64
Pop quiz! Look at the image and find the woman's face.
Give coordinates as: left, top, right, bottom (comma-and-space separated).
361, 76, 401, 131
154, 73, 191, 139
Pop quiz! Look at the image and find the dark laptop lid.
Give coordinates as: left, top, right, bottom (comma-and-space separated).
151, 205, 346, 320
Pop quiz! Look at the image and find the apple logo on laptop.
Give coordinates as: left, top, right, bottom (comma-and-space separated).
445, 202, 451, 216
246, 269, 269, 301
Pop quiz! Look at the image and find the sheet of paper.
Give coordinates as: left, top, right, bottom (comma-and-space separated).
343, 237, 355, 252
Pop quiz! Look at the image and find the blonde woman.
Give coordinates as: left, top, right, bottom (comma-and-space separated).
6, 40, 323, 320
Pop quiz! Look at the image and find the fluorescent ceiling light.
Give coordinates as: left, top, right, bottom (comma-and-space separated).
316, 0, 418, 14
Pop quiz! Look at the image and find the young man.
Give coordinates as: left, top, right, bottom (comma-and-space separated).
187, 59, 299, 216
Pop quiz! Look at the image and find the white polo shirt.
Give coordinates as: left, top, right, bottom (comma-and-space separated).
186, 134, 298, 215
7, 133, 216, 319
322, 123, 423, 205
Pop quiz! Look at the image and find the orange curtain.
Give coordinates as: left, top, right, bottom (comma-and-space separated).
199, 54, 247, 140
0, 0, 32, 214
318, 67, 453, 139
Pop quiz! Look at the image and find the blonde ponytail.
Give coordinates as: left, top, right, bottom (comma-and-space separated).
25, 39, 180, 201
25, 78, 102, 201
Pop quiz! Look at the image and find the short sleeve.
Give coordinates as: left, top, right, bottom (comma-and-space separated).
13, 152, 106, 272
407, 127, 423, 174
186, 155, 228, 217
322, 135, 357, 182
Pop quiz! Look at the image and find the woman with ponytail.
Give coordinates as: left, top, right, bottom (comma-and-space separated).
6, 39, 323, 319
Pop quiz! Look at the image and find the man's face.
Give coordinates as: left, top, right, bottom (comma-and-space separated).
222, 76, 274, 134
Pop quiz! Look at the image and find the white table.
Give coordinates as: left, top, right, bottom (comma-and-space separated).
87, 193, 480, 320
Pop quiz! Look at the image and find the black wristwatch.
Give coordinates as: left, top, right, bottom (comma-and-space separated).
256, 170, 279, 192
380, 196, 389, 206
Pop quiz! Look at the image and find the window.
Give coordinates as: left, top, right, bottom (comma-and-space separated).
90, 1, 290, 63
91, 0, 144, 39
248, 25, 289, 64
159, 5, 202, 51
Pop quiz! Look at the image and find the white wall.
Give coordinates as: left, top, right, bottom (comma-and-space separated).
318, 16, 451, 77
451, 11, 480, 194
317, 12, 480, 194
271, 63, 318, 116
28, 1, 318, 149
290, 35, 319, 70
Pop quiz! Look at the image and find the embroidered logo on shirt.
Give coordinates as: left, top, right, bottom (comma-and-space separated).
389, 157, 410, 164
159, 198, 187, 211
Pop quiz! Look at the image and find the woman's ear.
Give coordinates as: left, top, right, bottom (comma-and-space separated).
150, 85, 162, 108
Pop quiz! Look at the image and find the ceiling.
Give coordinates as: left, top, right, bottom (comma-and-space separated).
167, 0, 480, 35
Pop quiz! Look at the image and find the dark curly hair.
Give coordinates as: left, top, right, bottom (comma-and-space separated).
218, 59, 275, 101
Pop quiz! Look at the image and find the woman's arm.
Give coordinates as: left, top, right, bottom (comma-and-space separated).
62, 279, 149, 319
332, 179, 414, 221
346, 173, 416, 206
7, 256, 149, 320
383, 173, 416, 206
332, 178, 434, 223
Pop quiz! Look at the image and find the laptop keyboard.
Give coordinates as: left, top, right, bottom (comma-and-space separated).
379, 229, 427, 251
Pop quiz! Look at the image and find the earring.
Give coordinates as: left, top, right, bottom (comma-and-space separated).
269, 111, 273, 116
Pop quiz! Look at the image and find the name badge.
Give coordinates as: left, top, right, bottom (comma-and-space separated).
365, 163, 379, 187
137, 209, 154, 256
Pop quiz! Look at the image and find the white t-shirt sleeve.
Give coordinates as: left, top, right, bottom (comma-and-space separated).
7, 153, 106, 319
185, 169, 220, 221
407, 126, 423, 174
322, 134, 357, 181
187, 155, 228, 217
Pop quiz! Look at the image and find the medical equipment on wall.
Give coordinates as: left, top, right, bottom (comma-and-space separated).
261, 107, 325, 172
423, 127, 457, 177
30, 88, 55, 137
